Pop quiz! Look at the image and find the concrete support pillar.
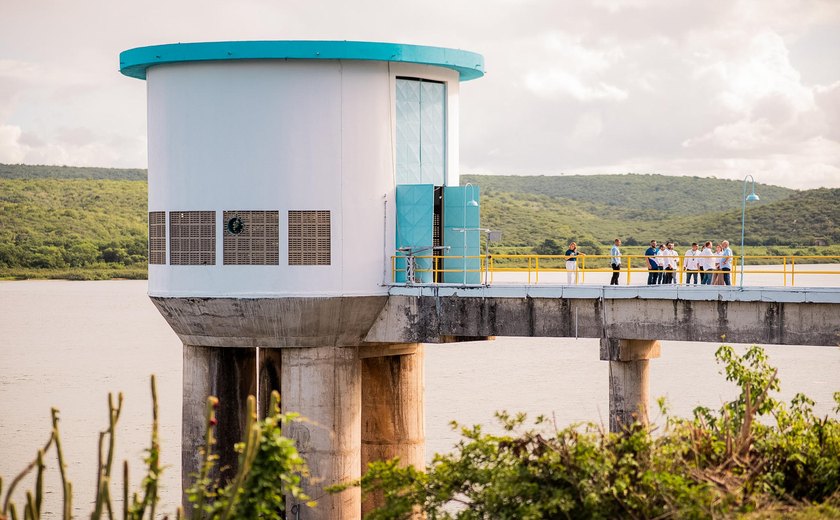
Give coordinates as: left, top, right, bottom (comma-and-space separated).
599, 338, 661, 432
182, 345, 256, 496
258, 348, 283, 419
360, 345, 425, 516
281, 346, 362, 520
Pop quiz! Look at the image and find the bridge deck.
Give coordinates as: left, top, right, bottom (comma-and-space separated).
389, 285, 840, 304
368, 285, 840, 347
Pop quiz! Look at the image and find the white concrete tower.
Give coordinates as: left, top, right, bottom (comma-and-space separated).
120, 40, 484, 519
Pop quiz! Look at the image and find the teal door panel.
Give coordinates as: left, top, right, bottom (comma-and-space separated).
395, 184, 434, 283
442, 185, 481, 284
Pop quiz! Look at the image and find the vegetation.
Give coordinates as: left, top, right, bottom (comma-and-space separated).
0, 163, 146, 181
0, 377, 311, 520
465, 174, 839, 250
3, 347, 838, 518
463, 173, 795, 218
355, 345, 840, 519
0, 164, 837, 280
0, 178, 147, 279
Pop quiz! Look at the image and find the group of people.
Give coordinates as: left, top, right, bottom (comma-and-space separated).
642, 239, 733, 286
562, 239, 734, 286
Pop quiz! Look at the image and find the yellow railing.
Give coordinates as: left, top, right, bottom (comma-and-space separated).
390, 254, 840, 287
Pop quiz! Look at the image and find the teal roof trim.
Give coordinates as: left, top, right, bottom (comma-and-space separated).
119, 40, 484, 81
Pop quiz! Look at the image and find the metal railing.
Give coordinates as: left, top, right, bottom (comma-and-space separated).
390, 254, 840, 287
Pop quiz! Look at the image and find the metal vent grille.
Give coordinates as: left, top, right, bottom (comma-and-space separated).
148, 211, 166, 264
433, 212, 441, 249
170, 211, 216, 265
223, 210, 279, 265
288, 210, 331, 265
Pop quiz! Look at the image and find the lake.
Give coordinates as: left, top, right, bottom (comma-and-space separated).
1, 279, 838, 517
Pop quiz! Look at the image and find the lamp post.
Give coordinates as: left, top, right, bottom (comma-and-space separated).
740, 175, 760, 288
463, 183, 479, 284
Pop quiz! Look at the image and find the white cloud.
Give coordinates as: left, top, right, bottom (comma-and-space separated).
815, 81, 840, 142
0, 123, 146, 169
570, 112, 604, 143
0, 0, 838, 189
0, 125, 27, 163
523, 33, 629, 101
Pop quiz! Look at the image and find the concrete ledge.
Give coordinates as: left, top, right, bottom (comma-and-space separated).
152, 296, 389, 348
388, 285, 840, 303
369, 291, 840, 347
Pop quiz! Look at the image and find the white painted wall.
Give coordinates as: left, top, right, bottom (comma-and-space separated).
147, 59, 460, 297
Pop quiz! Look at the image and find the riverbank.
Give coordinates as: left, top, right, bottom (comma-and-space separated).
0, 266, 146, 280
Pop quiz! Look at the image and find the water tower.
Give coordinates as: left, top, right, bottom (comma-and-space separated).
120, 40, 484, 519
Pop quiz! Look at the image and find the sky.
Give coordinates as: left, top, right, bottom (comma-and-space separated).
1, 0, 839, 189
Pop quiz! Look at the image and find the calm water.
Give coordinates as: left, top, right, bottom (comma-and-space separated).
1, 280, 838, 517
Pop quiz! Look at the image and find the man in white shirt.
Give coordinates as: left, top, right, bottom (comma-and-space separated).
655, 244, 666, 284
699, 241, 714, 284
662, 242, 678, 284
684, 243, 701, 285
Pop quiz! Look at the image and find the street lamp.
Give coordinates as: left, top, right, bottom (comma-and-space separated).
463, 183, 479, 284
740, 175, 760, 288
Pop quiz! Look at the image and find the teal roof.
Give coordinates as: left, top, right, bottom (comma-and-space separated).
119, 40, 484, 81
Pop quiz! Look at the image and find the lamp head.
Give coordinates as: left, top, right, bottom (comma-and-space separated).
467, 199, 479, 207
746, 192, 760, 202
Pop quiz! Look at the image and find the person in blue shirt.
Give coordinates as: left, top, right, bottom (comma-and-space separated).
645, 240, 659, 285
720, 240, 733, 285
610, 238, 622, 285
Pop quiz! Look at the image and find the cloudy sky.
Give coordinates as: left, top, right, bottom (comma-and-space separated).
1, 0, 838, 189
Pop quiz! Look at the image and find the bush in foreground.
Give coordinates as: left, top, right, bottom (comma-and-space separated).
355, 346, 840, 519
3, 346, 838, 519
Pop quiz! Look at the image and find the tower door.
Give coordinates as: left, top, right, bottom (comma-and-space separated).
442, 185, 481, 284
395, 184, 434, 283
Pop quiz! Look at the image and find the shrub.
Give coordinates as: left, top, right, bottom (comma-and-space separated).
0, 378, 311, 520
355, 346, 840, 519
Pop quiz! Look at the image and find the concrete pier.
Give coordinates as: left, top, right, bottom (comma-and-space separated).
600, 338, 661, 431
281, 346, 362, 519
182, 345, 256, 492
258, 348, 283, 419
360, 345, 425, 515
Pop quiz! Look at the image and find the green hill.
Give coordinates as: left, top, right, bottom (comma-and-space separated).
0, 164, 836, 279
0, 165, 147, 279
464, 173, 838, 251
0, 163, 147, 181
463, 173, 794, 219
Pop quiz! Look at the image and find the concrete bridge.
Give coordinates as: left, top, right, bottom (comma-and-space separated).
368, 284, 840, 431
154, 284, 840, 518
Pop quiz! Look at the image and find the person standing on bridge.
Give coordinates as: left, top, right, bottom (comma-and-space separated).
662, 242, 678, 284
645, 240, 659, 285
700, 241, 713, 284
656, 244, 667, 284
610, 238, 622, 285
565, 242, 584, 284
712, 243, 726, 285
720, 240, 733, 285
684, 243, 701, 285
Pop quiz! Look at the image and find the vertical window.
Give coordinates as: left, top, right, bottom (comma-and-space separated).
396, 78, 445, 185
148, 211, 166, 264
170, 211, 216, 265
223, 210, 279, 265
288, 210, 330, 266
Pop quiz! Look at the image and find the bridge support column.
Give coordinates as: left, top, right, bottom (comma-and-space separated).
281, 346, 362, 520
182, 345, 257, 499
600, 338, 661, 432
360, 344, 425, 516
